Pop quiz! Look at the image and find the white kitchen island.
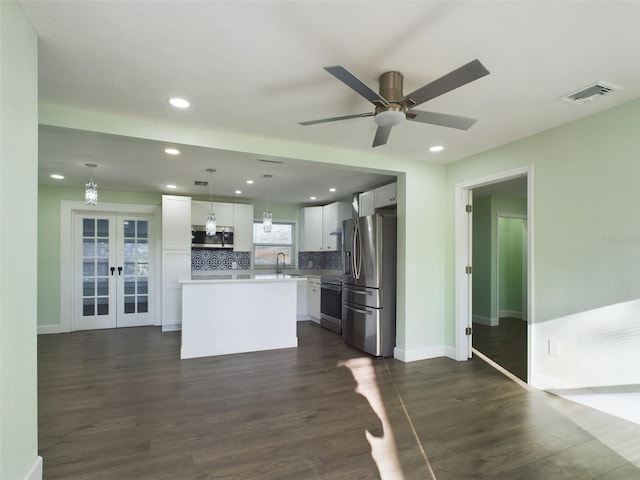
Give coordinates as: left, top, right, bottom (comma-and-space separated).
178, 273, 299, 359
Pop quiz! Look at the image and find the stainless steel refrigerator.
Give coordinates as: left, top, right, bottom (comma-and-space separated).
342, 214, 397, 357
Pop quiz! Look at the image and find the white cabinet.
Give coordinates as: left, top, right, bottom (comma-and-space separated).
358, 182, 397, 216
375, 182, 397, 208
307, 278, 321, 322
322, 202, 351, 251
300, 206, 323, 252
300, 202, 350, 252
191, 201, 234, 227
162, 195, 192, 330
233, 203, 254, 252
296, 279, 308, 320
162, 195, 191, 250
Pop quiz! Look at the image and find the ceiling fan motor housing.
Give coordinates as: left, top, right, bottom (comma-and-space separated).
375, 71, 407, 126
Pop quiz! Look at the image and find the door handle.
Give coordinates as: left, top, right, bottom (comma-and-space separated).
110, 267, 115, 276
117, 266, 123, 276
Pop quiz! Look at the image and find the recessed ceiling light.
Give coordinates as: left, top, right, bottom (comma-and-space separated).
246, 180, 254, 184
310, 196, 316, 200
164, 148, 180, 155
50, 174, 64, 180
166, 184, 177, 189
168, 97, 190, 109
235, 190, 242, 195
429, 145, 444, 152
329, 187, 336, 192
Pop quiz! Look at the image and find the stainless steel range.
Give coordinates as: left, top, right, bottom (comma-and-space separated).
320, 275, 342, 334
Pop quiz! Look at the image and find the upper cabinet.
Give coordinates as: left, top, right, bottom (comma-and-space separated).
191, 201, 234, 227
233, 203, 254, 252
322, 202, 351, 251
300, 202, 351, 252
359, 182, 397, 216
359, 190, 375, 217
162, 195, 192, 250
300, 206, 323, 252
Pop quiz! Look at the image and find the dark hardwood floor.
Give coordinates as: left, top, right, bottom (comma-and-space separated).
38, 322, 639, 479
472, 317, 527, 382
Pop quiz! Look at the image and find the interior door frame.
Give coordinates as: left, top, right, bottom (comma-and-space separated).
59, 201, 162, 333
454, 166, 534, 377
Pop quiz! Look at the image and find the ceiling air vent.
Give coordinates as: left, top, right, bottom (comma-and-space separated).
193, 180, 208, 186
558, 81, 622, 105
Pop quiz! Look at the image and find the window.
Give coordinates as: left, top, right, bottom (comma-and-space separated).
253, 222, 295, 267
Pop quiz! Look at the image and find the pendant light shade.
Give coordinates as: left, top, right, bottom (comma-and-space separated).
205, 169, 216, 236
263, 174, 272, 233
84, 163, 98, 206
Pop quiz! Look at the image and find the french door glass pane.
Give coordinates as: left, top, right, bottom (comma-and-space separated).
122, 219, 150, 315
82, 218, 110, 317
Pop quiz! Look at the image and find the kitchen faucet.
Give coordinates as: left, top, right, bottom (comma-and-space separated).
276, 252, 286, 274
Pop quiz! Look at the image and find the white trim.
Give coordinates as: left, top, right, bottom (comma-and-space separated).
60, 201, 162, 332
454, 166, 534, 370
161, 324, 182, 332
499, 309, 523, 319
37, 325, 61, 335
394, 345, 456, 362
472, 315, 498, 326
24, 456, 43, 480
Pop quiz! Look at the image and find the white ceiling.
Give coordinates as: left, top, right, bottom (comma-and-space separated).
19, 0, 640, 204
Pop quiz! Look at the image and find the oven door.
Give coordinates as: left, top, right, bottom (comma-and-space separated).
320, 282, 342, 333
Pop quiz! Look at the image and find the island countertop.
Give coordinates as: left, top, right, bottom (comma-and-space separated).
178, 270, 338, 284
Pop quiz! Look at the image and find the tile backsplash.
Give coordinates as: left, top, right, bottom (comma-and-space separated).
192, 249, 251, 271
298, 251, 342, 270
192, 249, 343, 271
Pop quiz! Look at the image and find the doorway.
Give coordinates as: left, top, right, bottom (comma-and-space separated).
73, 213, 155, 330
454, 167, 532, 382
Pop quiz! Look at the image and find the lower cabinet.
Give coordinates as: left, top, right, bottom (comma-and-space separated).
296, 279, 308, 320
307, 278, 321, 323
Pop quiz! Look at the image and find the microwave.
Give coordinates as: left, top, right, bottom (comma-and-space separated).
191, 225, 234, 249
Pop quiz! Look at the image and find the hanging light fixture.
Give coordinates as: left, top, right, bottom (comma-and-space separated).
84, 163, 98, 206
263, 174, 272, 233
205, 168, 217, 236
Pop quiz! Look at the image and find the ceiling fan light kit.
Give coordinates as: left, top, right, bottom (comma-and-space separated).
300, 59, 490, 147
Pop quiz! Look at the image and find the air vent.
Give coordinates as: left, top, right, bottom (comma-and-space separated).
194, 180, 208, 186
558, 81, 622, 105
257, 158, 284, 164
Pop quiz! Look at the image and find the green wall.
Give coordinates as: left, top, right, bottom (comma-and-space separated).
498, 217, 525, 316
446, 99, 640, 388
0, 1, 40, 477
472, 197, 492, 322
38, 187, 311, 328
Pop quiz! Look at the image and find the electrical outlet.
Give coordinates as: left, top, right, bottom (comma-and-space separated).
548, 338, 560, 357
231, 261, 238, 270
307, 260, 313, 268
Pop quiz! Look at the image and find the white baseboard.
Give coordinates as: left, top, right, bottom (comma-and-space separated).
25, 456, 43, 480
472, 315, 498, 326
37, 325, 61, 335
161, 324, 182, 332
499, 310, 523, 319
394, 345, 456, 363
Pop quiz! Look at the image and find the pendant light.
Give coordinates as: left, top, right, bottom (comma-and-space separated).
205, 168, 217, 236
263, 174, 272, 233
84, 163, 98, 206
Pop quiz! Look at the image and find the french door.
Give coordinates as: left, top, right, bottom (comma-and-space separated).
74, 213, 154, 330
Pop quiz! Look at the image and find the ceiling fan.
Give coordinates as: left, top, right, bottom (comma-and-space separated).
300, 59, 490, 147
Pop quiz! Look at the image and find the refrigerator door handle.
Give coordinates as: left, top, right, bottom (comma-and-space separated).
344, 304, 372, 315
353, 221, 362, 279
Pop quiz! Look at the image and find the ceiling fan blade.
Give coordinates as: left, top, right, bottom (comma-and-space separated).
299, 112, 374, 126
400, 59, 489, 108
324, 66, 389, 107
406, 110, 478, 130
372, 125, 392, 147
